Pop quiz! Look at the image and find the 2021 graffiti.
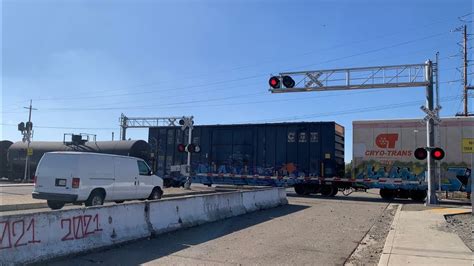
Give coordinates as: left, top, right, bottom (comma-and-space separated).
0, 218, 40, 249
61, 214, 102, 241
0, 213, 103, 249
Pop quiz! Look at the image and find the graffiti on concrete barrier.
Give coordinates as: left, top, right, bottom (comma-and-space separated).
61, 214, 102, 241
0, 218, 41, 249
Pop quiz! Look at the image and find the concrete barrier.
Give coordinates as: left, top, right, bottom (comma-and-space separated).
0, 187, 287, 264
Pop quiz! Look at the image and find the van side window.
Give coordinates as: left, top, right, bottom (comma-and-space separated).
137, 161, 150, 175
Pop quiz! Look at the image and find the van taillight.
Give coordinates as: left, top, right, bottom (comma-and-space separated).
72, 178, 80, 188
33, 175, 37, 186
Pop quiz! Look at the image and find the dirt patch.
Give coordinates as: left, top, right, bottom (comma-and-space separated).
345, 204, 398, 266
443, 213, 473, 251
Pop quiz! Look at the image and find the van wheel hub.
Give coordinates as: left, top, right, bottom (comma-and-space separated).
92, 196, 103, 205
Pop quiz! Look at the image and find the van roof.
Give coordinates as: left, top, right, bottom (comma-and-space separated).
46, 151, 142, 160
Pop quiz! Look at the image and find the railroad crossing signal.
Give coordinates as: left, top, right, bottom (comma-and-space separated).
179, 116, 194, 131
177, 144, 186, 153
268, 76, 295, 89
420, 105, 442, 124
269, 77, 280, 89
177, 143, 201, 153
282, 76, 295, 88
414, 147, 445, 160
414, 148, 428, 160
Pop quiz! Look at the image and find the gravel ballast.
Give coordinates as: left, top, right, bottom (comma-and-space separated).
444, 213, 473, 251
345, 204, 399, 265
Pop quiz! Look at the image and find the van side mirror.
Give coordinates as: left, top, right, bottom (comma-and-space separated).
148, 170, 153, 176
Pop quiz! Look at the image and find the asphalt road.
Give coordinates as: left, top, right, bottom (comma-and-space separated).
43, 190, 390, 265
0, 184, 33, 196
0, 184, 224, 215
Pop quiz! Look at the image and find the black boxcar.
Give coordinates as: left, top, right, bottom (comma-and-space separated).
148, 122, 344, 178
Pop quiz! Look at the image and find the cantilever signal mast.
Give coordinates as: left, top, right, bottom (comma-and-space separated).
268, 62, 441, 205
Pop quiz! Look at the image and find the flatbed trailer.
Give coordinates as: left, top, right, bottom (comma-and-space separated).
189, 168, 470, 201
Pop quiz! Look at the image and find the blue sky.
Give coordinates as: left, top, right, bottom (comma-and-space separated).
1, 0, 473, 162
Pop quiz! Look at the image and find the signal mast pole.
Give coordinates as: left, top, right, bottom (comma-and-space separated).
268, 61, 440, 205
425, 61, 437, 204
22, 100, 36, 182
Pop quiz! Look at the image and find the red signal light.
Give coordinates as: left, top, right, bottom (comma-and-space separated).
414, 148, 428, 160
177, 144, 186, 153
269, 76, 280, 89
431, 148, 445, 160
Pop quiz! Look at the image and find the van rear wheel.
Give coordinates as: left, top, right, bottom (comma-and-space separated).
148, 187, 163, 200
47, 200, 65, 210
85, 190, 105, 207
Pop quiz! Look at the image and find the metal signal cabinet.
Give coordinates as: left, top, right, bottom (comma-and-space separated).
148, 122, 344, 179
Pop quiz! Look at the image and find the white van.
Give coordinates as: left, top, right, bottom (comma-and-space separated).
32, 152, 163, 210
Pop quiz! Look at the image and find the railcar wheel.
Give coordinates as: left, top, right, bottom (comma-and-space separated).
320, 185, 335, 197
410, 190, 427, 202
294, 184, 306, 195
379, 188, 395, 200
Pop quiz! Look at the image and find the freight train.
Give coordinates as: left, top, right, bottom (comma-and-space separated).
149, 119, 472, 201
0, 140, 13, 179
1, 136, 151, 181
1, 118, 471, 202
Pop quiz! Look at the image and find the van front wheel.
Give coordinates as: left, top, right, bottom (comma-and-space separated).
148, 187, 163, 200
85, 190, 105, 207
47, 200, 65, 210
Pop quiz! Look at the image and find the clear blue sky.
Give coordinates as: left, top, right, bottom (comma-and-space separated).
1, 0, 473, 162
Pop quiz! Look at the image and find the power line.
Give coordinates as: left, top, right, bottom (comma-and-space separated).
2, 74, 464, 114
0, 123, 116, 131
1, 96, 462, 132
239, 95, 462, 124
5, 29, 457, 108
27, 46, 461, 110
31, 77, 462, 112
7, 14, 465, 108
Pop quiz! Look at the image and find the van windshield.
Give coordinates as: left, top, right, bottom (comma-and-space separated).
137, 160, 150, 175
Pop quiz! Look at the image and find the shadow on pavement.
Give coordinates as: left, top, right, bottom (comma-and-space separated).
43, 204, 308, 265
287, 192, 471, 207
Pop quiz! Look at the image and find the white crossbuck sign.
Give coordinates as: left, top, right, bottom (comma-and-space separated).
305, 72, 324, 87
420, 105, 442, 124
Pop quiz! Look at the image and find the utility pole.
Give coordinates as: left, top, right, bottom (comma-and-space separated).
21, 100, 36, 182
120, 113, 128, 140
435, 52, 441, 191
463, 25, 468, 116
